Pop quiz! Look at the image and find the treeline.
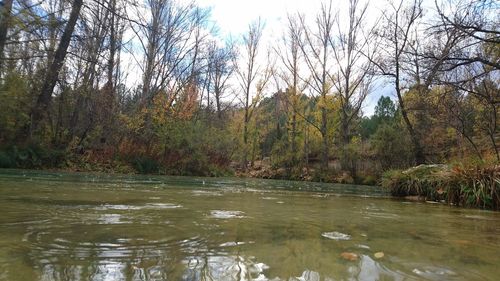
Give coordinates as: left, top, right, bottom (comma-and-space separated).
0, 0, 498, 182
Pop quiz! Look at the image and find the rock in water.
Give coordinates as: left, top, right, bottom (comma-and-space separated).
340, 252, 358, 261
374, 252, 384, 259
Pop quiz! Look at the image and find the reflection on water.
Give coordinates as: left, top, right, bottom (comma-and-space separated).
0, 170, 499, 280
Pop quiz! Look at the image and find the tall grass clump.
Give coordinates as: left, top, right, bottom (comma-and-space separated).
447, 166, 500, 210
381, 164, 500, 210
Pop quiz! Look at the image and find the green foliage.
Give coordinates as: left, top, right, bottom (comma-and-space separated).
0, 145, 66, 169
374, 96, 396, 121
361, 175, 377, 186
360, 96, 397, 139
0, 151, 15, 168
132, 156, 159, 174
0, 72, 31, 142
370, 123, 412, 170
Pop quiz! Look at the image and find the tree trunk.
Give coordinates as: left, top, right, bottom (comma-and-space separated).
340, 108, 350, 170
321, 104, 328, 170
31, 0, 83, 134
243, 100, 249, 169
0, 0, 13, 78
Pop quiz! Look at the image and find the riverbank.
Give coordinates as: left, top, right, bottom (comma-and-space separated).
0, 145, 377, 184
2, 146, 499, 210
381, 164, 500, 210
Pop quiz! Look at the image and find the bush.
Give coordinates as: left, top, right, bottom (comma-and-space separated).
0, 145, 66, 169
132, 156, 159, 174
0, 151, 14, 168
361, 175, 378, 186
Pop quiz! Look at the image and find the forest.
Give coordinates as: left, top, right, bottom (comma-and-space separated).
0, 0, 498, 185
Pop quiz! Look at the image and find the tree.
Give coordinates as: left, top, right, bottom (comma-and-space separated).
374, 96, 396, 121
331, 0, 376, 171
274, 14, 306, 166
205, 40, 235, 121
131, 0, 208, 104
359, 96, 396, 139
235, 19, 271, 169
434, 0, 500, 71
31, 0, 84, 135
371, 123, 412, 169
0, 0, 13, 78
297, 1, 336, 170
372, 0, 425, 164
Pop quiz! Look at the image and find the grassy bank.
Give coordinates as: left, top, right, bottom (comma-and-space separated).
382, 164, 500, 210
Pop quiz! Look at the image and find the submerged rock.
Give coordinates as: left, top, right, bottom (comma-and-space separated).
340, 252, 358, 261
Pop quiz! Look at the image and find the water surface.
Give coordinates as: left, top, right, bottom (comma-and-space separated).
0, 169, 499, 280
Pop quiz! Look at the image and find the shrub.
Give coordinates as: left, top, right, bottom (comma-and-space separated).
361, 175, 377, 186
132, 156, 159, 174
0, 145, 66, 169
0, 151, 14, 168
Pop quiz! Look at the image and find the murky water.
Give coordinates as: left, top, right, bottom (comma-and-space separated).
0, 170, 499, 281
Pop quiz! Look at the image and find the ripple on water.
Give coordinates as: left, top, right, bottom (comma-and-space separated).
321, 231, 351, 241
183, 255, 269, 280
21, 230, 205, 262
412, 266, 459, 280
210, 210, 246, 219
192, 190, 223, 196
95, 203, 182, 211
219, 241, 254, 247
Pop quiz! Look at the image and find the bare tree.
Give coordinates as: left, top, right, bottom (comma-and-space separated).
205, 40, 235, 120
431, 0, 499, 161
440, 87, 483, 160
297, 1, 335, 170
371, 0, 426, 164
274, 14, 305, 166
434, 0, 499, 71
130, 0, 208, 106
235, 19, 271, 169
331, 0, 375, 171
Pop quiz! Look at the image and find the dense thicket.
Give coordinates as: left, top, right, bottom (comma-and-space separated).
0, 0, 498, 183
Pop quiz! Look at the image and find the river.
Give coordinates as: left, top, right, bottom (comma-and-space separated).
0, 169, 499, 280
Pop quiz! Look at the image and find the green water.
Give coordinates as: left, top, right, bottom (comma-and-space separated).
0, 170, 499, 281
